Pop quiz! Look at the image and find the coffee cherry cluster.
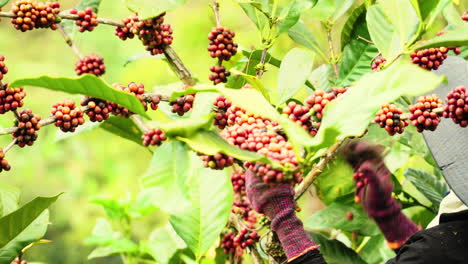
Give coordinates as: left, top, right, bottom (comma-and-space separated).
11, 0, 60, 32
443, 86, 468, 127
372, 57, 386, 71
170, 94, 194, 116
150, 94, 162, 110
111, 82, 146, 117
463, 11, 468, 22
0, 83, 26, 114
115, 13, 173, 55
213, 96, 231, 129
221, 232, 237, 255
80, 97, 113, 122
232, 197, 257, 225
0, 149, 11, 172
70, 7, 99, 32
410, 47, 449, 70
10, 258, 27, 264
209, 65, 230, 84
13, 109, 41, 147
374, 104, 409, 136
51, 99, 85, 133
75, 54, 106, 77
142, 128, 166, 146
409, 94, 443, 132
208, 27, 238, 61
282, 101, 317, 136
231, 168, 246, 195
0, 55, 8, 81
233, 228, 260, 249
200, 153, 234, 170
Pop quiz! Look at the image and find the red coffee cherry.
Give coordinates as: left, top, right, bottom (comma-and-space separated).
233, 228, 260, 250
0, 55, 8, 81
0, 149, 11, 173
170, 94, 194, 116
410, 47, 449, 71
70, 7, 99, 32
111, 82, 147, 117
213, 96, 232, 129
199, 152, 234, 170
34, 1, 60, 30
374, 104, 409, 136
150, 94, 162, 110
346, 211, 354, 221
0, 83, 26, 114
305, 90, 337, 126
443, 85, 468, 127
208, 27, 238, 61
372, 57, 386, 71
231, 167, 246, 196
463, 11, 468, 22
51, 99, 85, 133
13, 109, 41, 147
142, 128, 166, 146
282, 101, 317, 136
209, 65, 230, 84
409, 94, 444, 132
221, 231, 236, 254
81, 97, 113, 122
75, 54, 106, 77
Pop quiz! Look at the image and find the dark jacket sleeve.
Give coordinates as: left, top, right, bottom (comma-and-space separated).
288, 249, 327, 264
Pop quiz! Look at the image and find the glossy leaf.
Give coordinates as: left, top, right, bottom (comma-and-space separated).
55, 122, 100, 142
170, 166, 233, 260
0, 195, 60, 248
341, 4, 366, 48
416, 25, 468, 49
404, 168, 449, 209
277, 0, 315, 35
0, 184, 20, 217
309, 232, 367, 264
288, 21, 328, 61
239, 2, 269, 30
313, 158, 355, 205
379, 0, 420, 43
10, 75, 149, 118
242, 50, 281, 68
305, 0, 335, 21
191, 92, 219, 117
125, 0, 187, 20
0, 0, 9, 8
229, 69, 270, 101
337, 40, 378, 87
308, 64, 334, 91
277, 48, 314, 105
331, 0, 356, 22
366, 4, 402, 60
143, 224, 186, 264
100, 116, 144, 146
442, 3, 465, 27
305, 202, 380, 236
140, 141, 192, 215
419, 0, 451, 29
159, 115, 214, 138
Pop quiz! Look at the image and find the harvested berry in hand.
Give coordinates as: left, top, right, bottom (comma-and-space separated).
75, 54, 106, 76
0, 55, 8, 81
111, 82, 147, 117
208, 27, 238, 61
200, 152, 234, 170
209, 65, 230, 84
70, 7, 98, 32
150, 94, 162, 110
0, 149, 11, 173
409, 94, 443, 132
282, 101, 317, 136
13, 109, 41, 147
34, 1, 60, 30
372, 57, 386, 71
0, 83, 26, 114
231, 167, 246, 195
374, 104, 409, 135
170, 94, 194, 116
81, 97, 113, 122
213, 96, 231, 129
11, 0, 37, 31
142, 128, 166, 146
410, 47, 448, 70
443, 85, 468, 127
51, 99, 85, 132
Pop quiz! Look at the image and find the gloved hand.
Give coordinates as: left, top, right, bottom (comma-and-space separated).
343, 142, 420, 249
246, 170, 325, 262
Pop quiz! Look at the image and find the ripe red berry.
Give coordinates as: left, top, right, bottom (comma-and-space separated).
13, 109, 41, 147
231, 167, 246, 196
34, 1, 60, 30
0, 149, 11, 173
213, 96, 232, 129
443, 85, 468, 127
207, 27, 238, 61
11, 0, 37, 31
346, 211, 354, 221
200, 152, 234, 170
409, 94, 444, 132
150, 94, 162, 110
0, 83, 26, 114
305, 90, 337, 124
0, 55, 8, 81
111, 82, 147, 117
221, 232, 236, 254
209, 65, 230, 84
75, 54, 106, 77
372, 57, 386, 71
463, 11, 468, 22
70, 7, 99, 32
410, 47, 449, 71
170, 94, 194, 116
142, 128, 166, 146
51, 99, 85, 132
374, 104, 409, 135
233, 228, 260, 250
282, 101, 317, 136
81, 97, 113, 122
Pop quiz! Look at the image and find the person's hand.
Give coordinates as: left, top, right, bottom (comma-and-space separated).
246, 170, 325, 262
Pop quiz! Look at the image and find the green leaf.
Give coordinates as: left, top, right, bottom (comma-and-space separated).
419, 0, 451, 29
0, 0, 9, 8
10, 75, 149, 118
404, 168, 449, 209
442, 3, 465, 27
379, 0, 421, 43
142, 224, 186, 264
0, 211, 50, 264
313, 157, 355, 204
366, 4, 402, 60
309, 232, 367, 264
277, 0, 315, 35
0, 184, 20, 217
191, 92, 219, 118
242, 50, 282, 68
288, 21, 328, 61
341, 4, 366, 48
305, 202, 380, 236
124, 52, 166, 67
337, 40, 378, 87
229, 69, 270, 101
89, 196, 129, 220
416, 25, 468, 49
0, 194, 60, 248
308, 60, 445, 154
170, 167, 233, 260
331, 0, 356, 22
360, 235, 396, 264
76, 0, 103, 12
125, 0, 187, 20
458, 46, 468, 60
305, 0, 335, 21
177, 130, 271, 164
308, 64, 334, 91
239, 2, 269, 31
159, 115, 214, 138
100, 116, 144, 146
88, 241, 139, 259
55, 121, 100, 142
277, 48, 314, 105
140, 141, 192, 215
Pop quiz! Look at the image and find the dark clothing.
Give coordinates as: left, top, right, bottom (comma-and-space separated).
291, 210, 468, 264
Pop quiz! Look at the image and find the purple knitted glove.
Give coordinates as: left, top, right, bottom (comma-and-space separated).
246, 170, 319, 260
343, 142, 421, 249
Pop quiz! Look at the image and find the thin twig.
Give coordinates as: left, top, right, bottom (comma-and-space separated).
131, 115, 149, 131
58, 12, 125, 27
163, 46, 196, 86
256, 48, 268, 79
4, 138, 17, 153
12, 110, 20, 120
211, 0, 222, 28
57, 24, 83, 58
357, 36, 374, 45
326, 28, 339, 79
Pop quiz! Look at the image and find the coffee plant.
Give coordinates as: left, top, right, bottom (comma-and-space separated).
0, 0, 467, 263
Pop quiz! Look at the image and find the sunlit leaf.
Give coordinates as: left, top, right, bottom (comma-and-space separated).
125, 0, 188, 20
416, 25, 468, 49
288, 21, 328, 61
142, 224, 186, 264
337, 40, 378, 87
366, 4, 402, 60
